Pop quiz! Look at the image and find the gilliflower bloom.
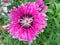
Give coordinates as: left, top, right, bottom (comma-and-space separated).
36, 0, 48, 12
0, 7, 7, 15
1, 0, 13, 6
8, 0, 48, 42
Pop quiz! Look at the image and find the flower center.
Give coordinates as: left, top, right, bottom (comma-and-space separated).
19, 14, 34, 29
38, 5, 42, 12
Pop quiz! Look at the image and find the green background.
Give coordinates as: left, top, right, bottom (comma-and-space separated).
0, 0, 60, 45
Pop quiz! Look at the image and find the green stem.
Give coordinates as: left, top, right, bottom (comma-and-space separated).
28, 43, 31, 45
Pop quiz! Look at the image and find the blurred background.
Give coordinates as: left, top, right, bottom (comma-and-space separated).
0, 0, 60, 45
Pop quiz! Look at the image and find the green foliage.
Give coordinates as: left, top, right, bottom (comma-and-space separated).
0, 0, 60, 45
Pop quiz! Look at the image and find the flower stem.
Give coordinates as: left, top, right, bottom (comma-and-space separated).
28, 43, 31, 45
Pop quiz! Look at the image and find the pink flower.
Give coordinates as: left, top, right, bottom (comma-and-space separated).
0, 7, 7, 15
8, 2, 47, 42
2, 0, 8, 3
1, 0, 13, 6
36, 0, 48, 12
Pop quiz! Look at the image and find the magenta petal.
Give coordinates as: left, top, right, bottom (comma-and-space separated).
8, 2, 48, 42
